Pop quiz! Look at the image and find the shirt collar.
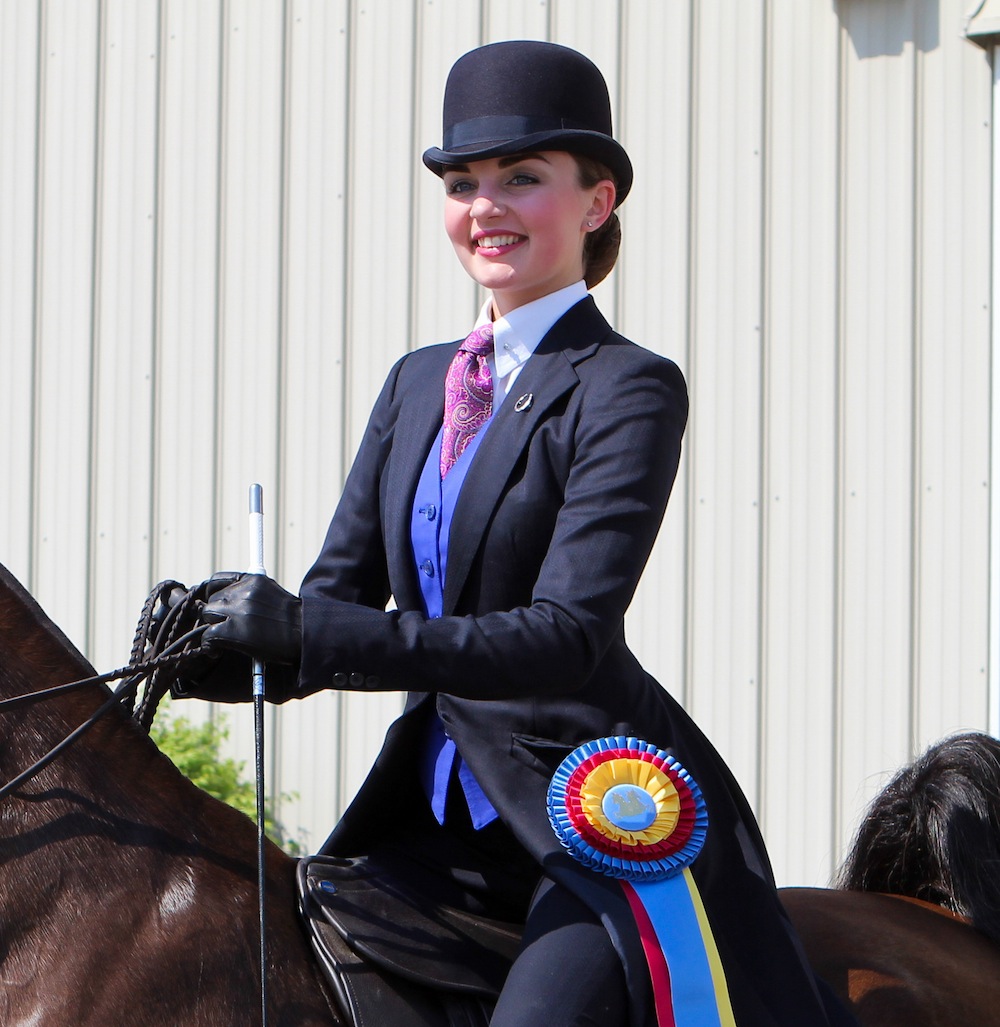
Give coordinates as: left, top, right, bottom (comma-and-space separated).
474, 281, 588, 380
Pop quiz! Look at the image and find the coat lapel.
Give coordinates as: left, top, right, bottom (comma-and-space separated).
383, 345, 453, 611
442, 297, 611, 614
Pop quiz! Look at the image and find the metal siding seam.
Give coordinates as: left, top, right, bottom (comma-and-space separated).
146, 0, 164, 594
406, 0, 420, 348
991, 50, 1000, 738
341, 0, 356, 490
679, 0, 696, 716
756, 0, 771, 836
683, 0, 700, 723
273, 0, 293, 841
335, 0, 357, 822
615, 0, 627, 331
276, 0, 291, 580
86, 0, 106, 660
829, 2, 846, 889
611, 0, 624, 329
832, 7, 848, 871
908, 20, 923, 761
212, 0, 228, 574
29, 0, 45, 595
150, 0, 167, 581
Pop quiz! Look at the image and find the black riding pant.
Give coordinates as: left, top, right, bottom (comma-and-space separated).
377, 777, 629, 1027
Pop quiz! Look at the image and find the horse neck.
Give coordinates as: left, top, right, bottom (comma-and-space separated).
0, 567, 95, 697
0, 565, 200, 833
0, 566, 337, 1024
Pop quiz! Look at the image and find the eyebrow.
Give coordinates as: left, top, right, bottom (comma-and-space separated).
443, 152, 552, 174
498, 152, 550, 167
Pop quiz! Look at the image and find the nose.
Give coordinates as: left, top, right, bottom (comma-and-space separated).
469, 192, 503, 219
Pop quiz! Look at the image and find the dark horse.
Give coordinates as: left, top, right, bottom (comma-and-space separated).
2, 559, 1000, 1026
780, 731, 1000, 1026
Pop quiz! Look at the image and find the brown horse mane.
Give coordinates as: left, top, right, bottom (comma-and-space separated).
838, 731, 1000, 945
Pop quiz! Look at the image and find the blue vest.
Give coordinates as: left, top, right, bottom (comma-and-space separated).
411, 423, 499, 829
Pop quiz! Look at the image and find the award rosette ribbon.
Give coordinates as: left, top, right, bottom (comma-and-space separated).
547, 737, 735, 1027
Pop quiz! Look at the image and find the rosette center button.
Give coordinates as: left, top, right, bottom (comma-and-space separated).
602, 784, 657, 832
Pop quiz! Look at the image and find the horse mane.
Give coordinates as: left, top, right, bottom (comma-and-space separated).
838, 731, 1000, 944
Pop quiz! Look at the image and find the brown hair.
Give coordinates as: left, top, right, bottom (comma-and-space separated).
573, 154, 622, 289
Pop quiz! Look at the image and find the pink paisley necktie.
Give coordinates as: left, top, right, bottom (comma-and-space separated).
440, 323, 494, 478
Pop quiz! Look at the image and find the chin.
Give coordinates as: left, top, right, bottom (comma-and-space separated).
469, 267, 518, 293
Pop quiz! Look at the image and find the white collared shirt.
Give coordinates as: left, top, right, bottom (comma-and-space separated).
472, 280, 588, 403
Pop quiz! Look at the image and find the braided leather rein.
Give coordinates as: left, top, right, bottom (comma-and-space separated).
0, 580, 210, 802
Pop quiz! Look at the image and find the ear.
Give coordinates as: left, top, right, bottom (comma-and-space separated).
585, 180, 616, 230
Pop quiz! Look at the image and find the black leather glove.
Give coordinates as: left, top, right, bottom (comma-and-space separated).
201, 573, 302, 665
168, 573, 300, 704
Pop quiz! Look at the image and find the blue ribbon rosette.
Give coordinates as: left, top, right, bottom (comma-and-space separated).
546, 736, 708, 882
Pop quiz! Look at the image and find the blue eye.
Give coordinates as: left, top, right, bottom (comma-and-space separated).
445, 179, 474, 195
509, 173, 538, 186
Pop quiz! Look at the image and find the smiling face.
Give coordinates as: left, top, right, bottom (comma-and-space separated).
442, 152, 615, 316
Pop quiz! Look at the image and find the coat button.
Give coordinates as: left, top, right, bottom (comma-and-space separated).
349, 672, 365, 688
366, 675, 381, 689
333, 672, 348, 687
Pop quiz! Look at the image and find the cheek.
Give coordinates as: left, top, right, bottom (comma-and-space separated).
524, 197, 586, 256
444, 200, 469, 250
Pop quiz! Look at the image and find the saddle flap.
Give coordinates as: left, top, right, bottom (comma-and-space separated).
298, 854, 522, 997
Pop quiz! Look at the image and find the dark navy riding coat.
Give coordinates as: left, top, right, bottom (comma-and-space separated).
294, 296, 833, 1026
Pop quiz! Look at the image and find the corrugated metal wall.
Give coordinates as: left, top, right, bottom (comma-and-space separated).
0, 0, 993, 887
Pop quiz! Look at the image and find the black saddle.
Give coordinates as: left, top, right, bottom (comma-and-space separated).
297, 855, 524, 1027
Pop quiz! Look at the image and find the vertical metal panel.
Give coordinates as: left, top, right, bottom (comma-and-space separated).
550, 0, 623, 324
344, 0, 416, 446
911, 3, 991, 746
760, 0, 842, 887
214, 0, 284, 571
280, 0, 351, 580
411, 0, 482, 347
153, 0, 223, 591
32, 0, 100, 654
274, 0, 352, 854
89, 0, 160, 670
483, 0, 550, 43
212, 0, 287, 767
619, 1, 693, 707
835, 0, 921, 843
992, 53, 1000, 739
686, 0, 767, 802
0, 0, 40, 590
333, 0, 419, 809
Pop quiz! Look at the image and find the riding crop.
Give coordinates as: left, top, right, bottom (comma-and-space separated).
247, 483, 270, 1027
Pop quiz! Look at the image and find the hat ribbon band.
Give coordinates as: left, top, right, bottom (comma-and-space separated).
444, 114, 602, 150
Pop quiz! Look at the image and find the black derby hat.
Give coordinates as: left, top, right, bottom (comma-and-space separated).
423, 40, 633, 206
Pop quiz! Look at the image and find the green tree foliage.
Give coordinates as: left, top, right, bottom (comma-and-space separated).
151, 707, 305, 856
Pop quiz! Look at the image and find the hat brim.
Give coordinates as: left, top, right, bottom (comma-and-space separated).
422, 130, 633, 207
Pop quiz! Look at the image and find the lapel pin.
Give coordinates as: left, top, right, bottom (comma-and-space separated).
514, 393, 533, 412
